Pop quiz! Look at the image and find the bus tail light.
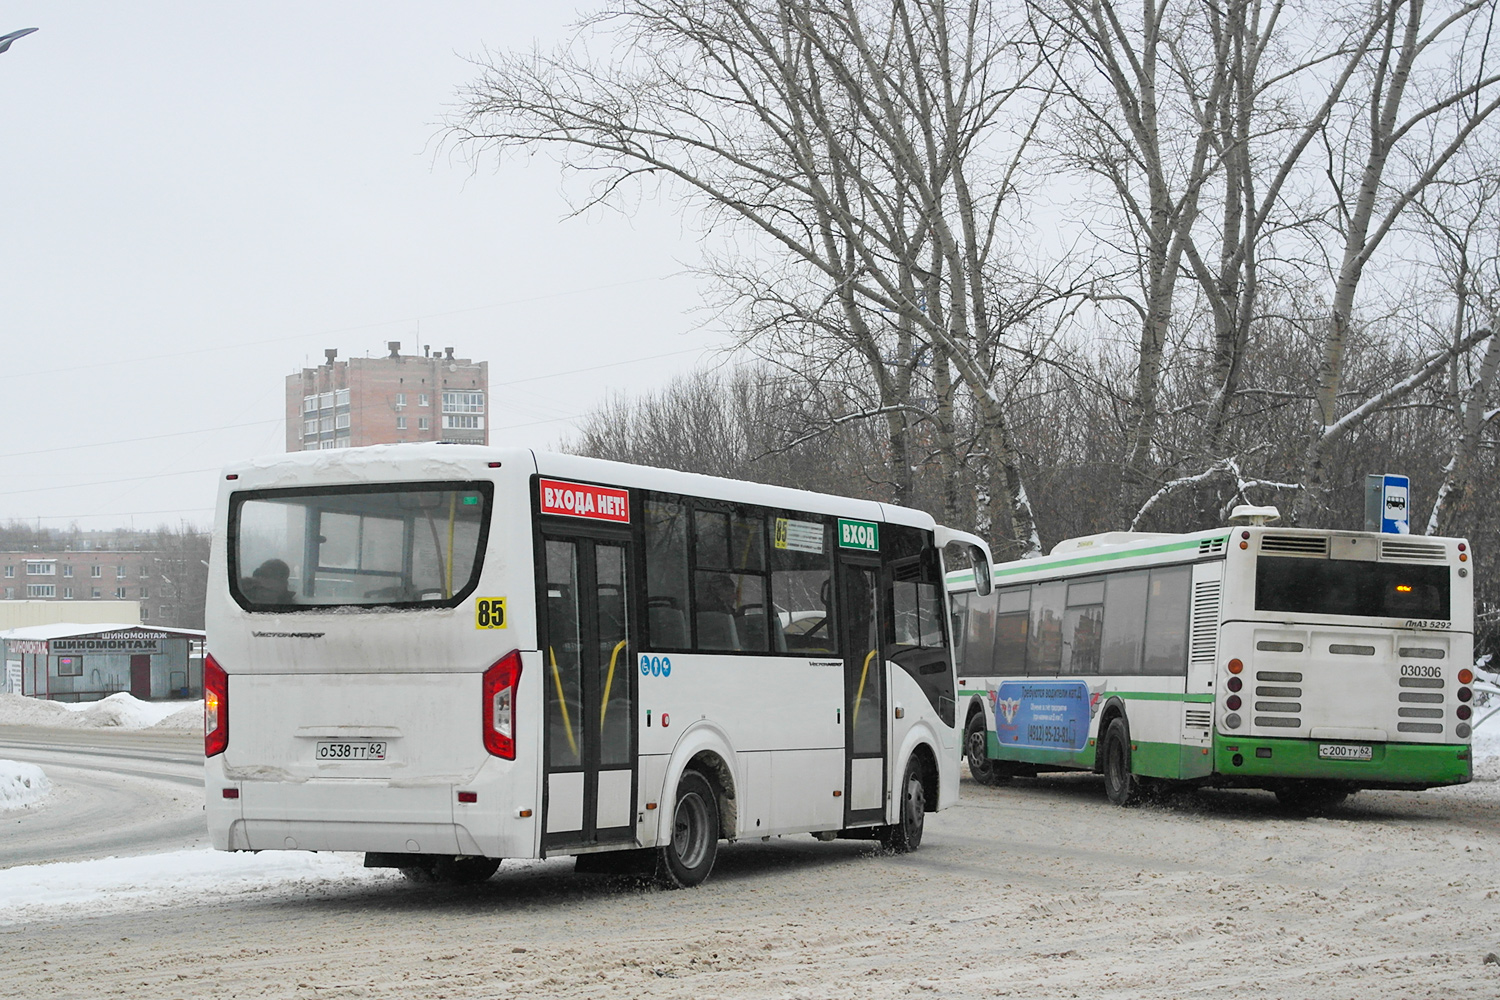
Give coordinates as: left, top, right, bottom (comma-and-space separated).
1227, 659, 1244, 675
483, 650, 522, 759
204, 654, 229, 757
1458, 668, 1474, 685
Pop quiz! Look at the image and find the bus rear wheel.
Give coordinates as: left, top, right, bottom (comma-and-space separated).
879, 756, 927, 852
1101, 718, 1145, 807
965, 714, 1009, 786
657, 770, 718, 888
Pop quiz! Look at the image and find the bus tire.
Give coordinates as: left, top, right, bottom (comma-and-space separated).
1274, 782, 1351, 814
1101, 717, 1144, 807
965, 713, 1008, 786
657, 770, 718, 888
879, 755, 927, 852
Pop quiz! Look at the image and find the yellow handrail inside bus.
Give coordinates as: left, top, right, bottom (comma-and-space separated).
445, 493, 457, 598
851, 649, 877, 733
549, 646, 579, 759
600, 639, 628, 732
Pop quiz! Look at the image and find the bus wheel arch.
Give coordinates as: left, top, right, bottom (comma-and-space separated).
686, 749, 738, 841
1093, 698, 1129, 774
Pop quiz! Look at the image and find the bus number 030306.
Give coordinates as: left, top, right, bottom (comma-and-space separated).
1400, 663, 1443, 678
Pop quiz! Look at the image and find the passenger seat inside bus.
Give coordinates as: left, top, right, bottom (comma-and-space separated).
648, 605, 688, 649
695, 611, 740, 651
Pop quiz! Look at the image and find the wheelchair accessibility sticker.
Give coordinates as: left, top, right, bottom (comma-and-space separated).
639, 653, 672, 678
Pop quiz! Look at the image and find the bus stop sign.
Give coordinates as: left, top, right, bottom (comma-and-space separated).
1364, 473, 1410, 534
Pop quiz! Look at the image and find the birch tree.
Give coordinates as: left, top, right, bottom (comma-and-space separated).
1292, 0, 1500, 523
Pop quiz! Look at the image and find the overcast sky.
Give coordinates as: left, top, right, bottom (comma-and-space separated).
0, 3, 725, 532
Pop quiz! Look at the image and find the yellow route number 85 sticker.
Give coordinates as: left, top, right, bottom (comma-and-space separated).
475, 597, 507, 629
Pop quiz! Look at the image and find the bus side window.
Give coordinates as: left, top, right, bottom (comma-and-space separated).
770, 519, 832, 655
993, 588, 1029, 675
892, 572, 947, 649
644, 499, 692, 650
1026, 581, 1067, 676
692, 507, 773, 652
1142, 566, 1191, 675
1100, 570, 1147, 675
1060, 579, 1104, 675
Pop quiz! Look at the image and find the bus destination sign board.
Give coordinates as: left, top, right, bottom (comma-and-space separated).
538, 479, 630, 523
837, 518, 879, 551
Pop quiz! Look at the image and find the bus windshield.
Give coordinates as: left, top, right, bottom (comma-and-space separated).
1254, 556, 1449, 621
230, 482, 491, 610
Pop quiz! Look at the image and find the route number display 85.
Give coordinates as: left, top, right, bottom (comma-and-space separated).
475, 597, 507, 629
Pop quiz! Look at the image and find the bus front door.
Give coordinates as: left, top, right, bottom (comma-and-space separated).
841, 559, 887, 826
540, 535, 637, 851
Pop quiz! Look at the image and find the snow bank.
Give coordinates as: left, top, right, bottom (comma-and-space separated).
0, 848, 391, 926
0, 760, 50, 812
0, 692, 201, 731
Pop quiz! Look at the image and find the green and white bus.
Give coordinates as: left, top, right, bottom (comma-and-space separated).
949, 511, 1476, 809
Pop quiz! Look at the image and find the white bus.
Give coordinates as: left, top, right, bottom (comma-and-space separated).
204, 445, 990, 886
949, 511, 1476, 810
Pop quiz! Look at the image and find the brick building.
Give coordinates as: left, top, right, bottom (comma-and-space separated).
285, 342, 489, 451
2, 550, 178, 624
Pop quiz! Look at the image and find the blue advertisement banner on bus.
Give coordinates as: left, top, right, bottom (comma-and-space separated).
989, 680, 1092, 752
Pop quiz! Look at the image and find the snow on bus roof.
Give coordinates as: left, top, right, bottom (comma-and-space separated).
220, 443, 939, 529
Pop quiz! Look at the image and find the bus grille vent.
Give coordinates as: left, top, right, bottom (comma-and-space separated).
1259, 535, 1328, 555
1398, 722, 1444, 734
1189, 580, 1222, 663
1184, 708, 1212, 730
1380, 539, 1447, 562
1198, 536, 1227, 555
1255, 716, 1301, 728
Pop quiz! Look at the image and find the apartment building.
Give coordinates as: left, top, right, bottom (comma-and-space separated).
284, 342, 489, 451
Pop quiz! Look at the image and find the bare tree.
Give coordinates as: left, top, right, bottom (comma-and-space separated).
1293, 0, 1500, 522
447, 0, 1061, 556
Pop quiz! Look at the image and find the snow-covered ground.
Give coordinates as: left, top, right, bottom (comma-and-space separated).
0, 847, 397, 927
0, 691, 200, 730
0, 759, 49, 812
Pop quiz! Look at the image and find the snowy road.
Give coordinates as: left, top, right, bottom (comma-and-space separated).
2, 748, 1497, 999
0, 726, 205, 867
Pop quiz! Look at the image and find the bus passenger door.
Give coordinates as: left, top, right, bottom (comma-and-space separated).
540, 534, 637, 851
840, 559, 887, 826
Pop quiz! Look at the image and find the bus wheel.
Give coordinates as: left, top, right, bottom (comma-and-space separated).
1101, 718, 1144, 807
1275, 782, 1351, 814
879, 756, 927, 852
657, 770, 718, 888
965, 714, 1008, 786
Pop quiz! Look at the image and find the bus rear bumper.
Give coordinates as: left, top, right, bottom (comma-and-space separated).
205, 757, 539, 858
1211, 734, 1471, 789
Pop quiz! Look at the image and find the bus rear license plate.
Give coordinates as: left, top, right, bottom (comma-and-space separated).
1318, 743, 1372, 761
316, 740, 387, 761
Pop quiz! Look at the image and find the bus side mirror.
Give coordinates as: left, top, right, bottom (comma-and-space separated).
969, 544, 992, 596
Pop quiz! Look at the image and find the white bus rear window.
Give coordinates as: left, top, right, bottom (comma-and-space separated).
230, 483, 491, 610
